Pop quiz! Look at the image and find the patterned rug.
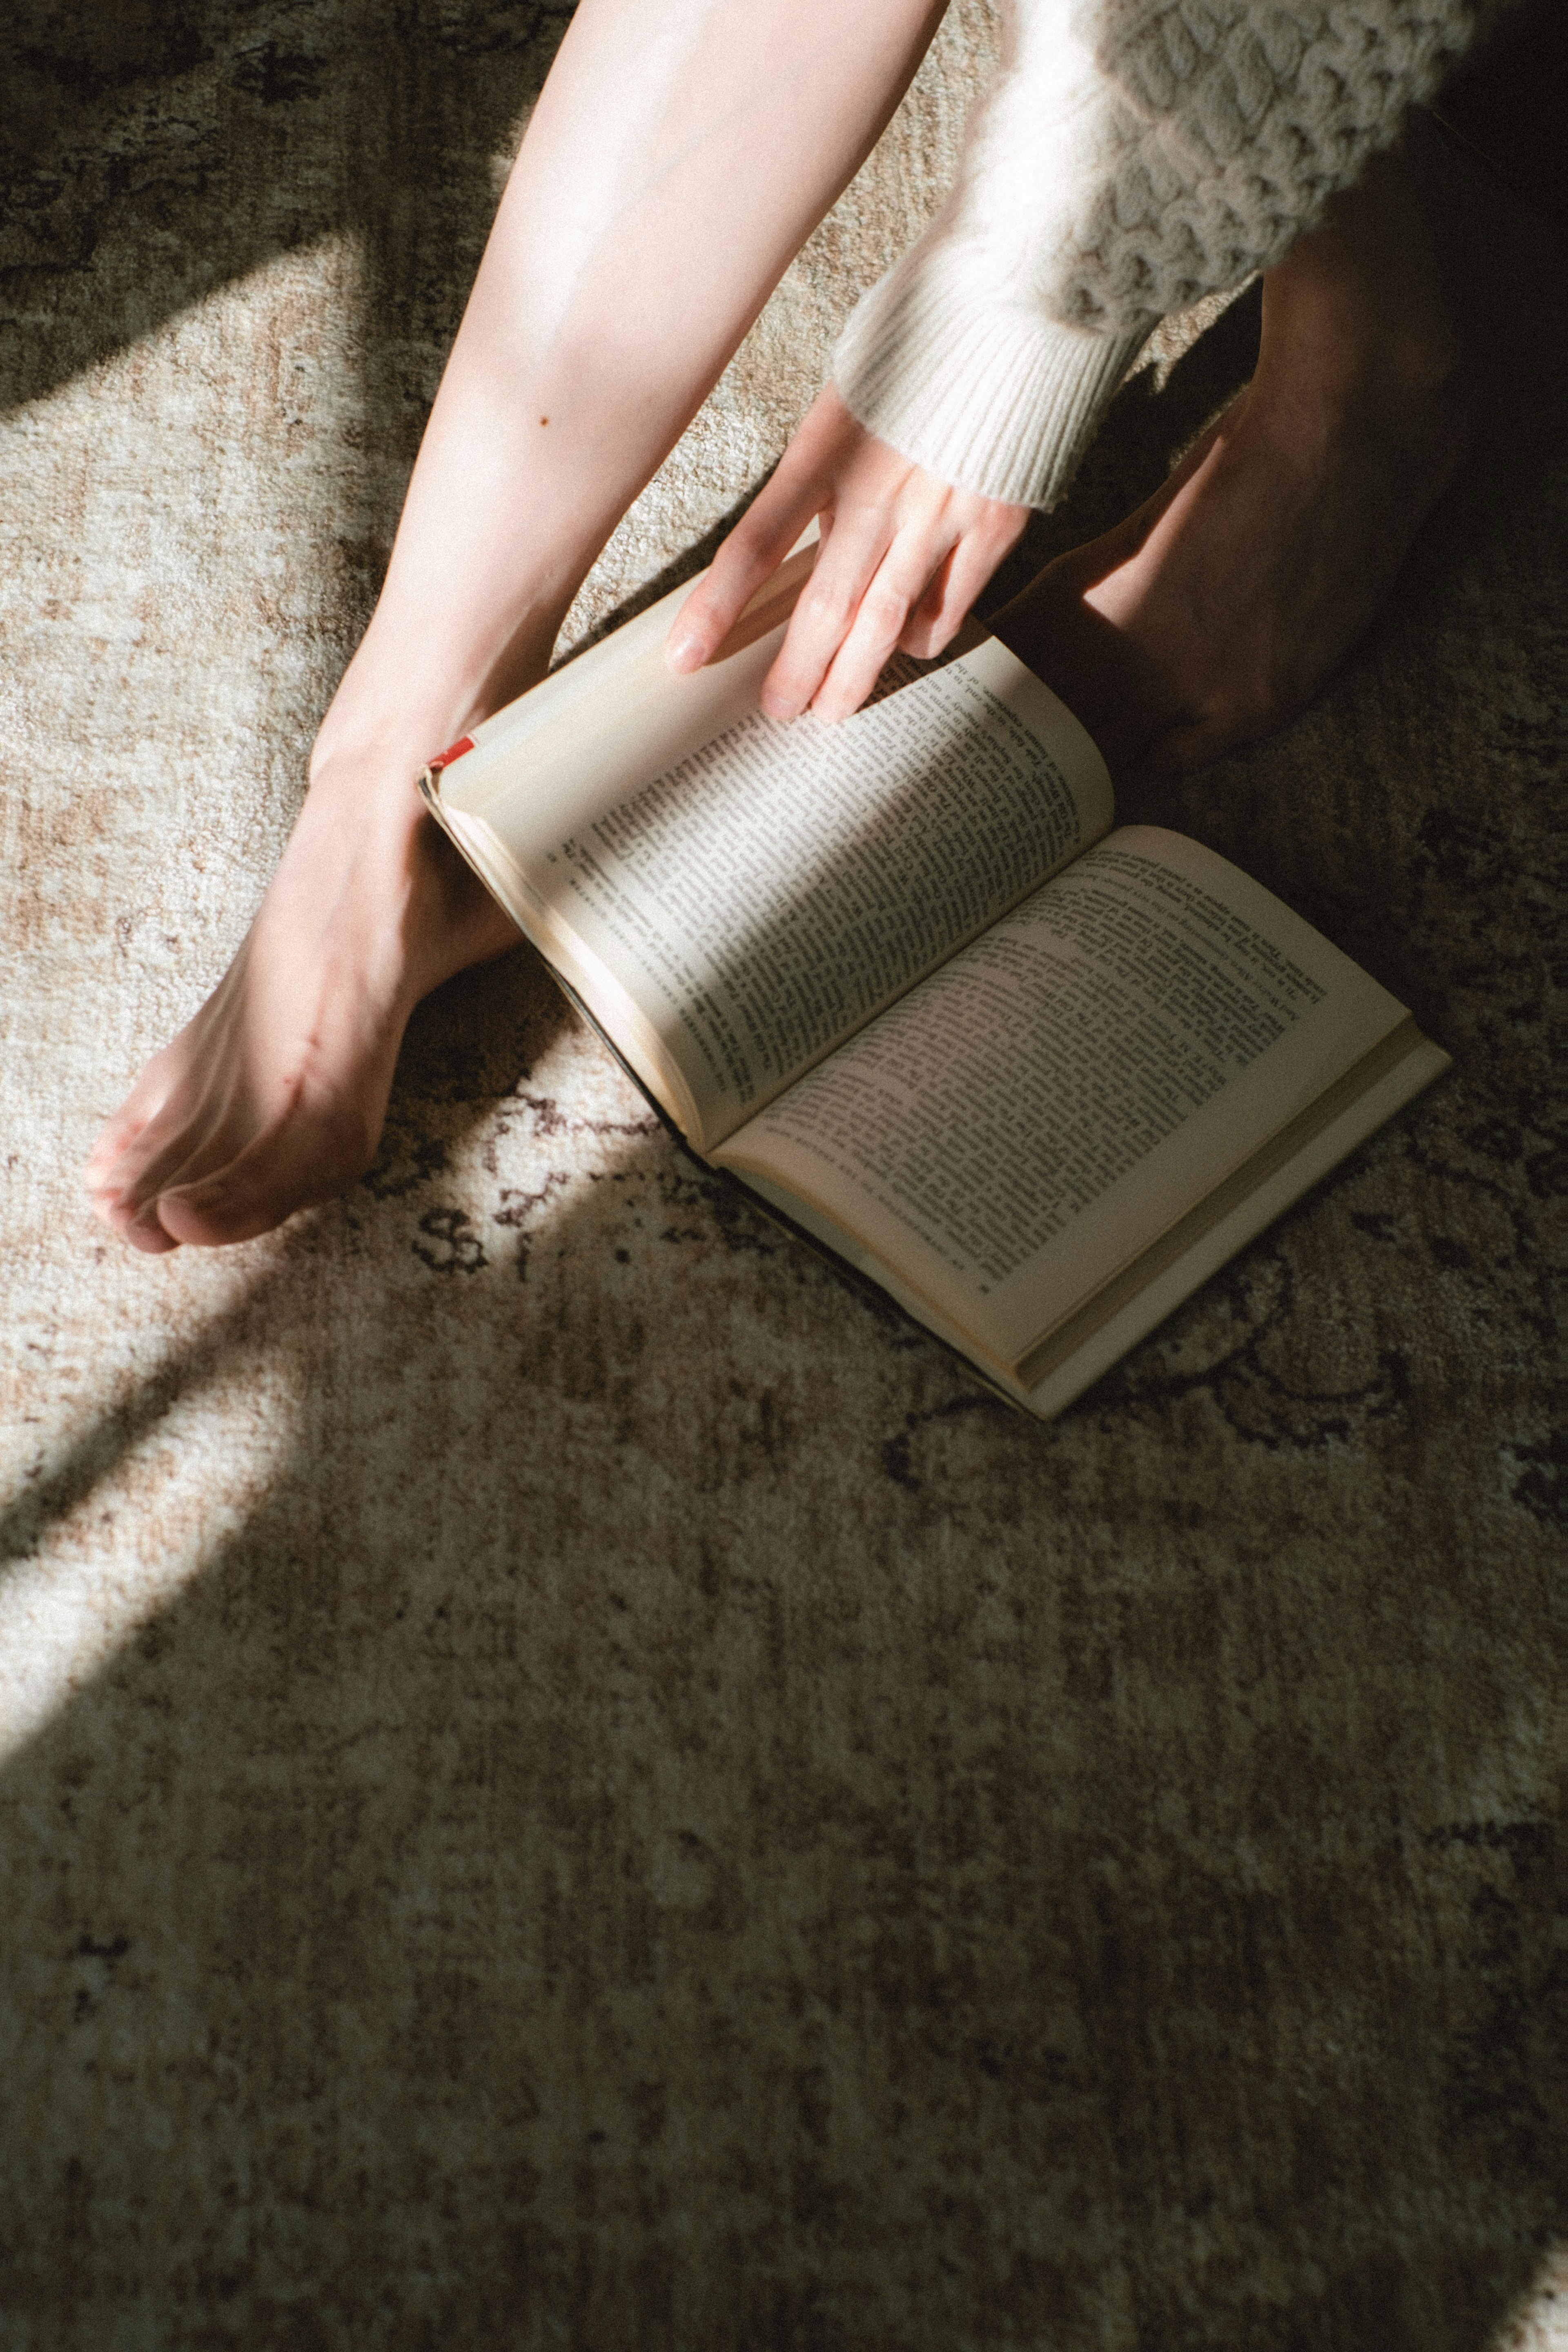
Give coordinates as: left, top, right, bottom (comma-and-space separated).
0, 6, 1559, 2346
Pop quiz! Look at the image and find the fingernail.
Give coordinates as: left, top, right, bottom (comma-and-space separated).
761, 692, 802, 723
666, 633, 704, 673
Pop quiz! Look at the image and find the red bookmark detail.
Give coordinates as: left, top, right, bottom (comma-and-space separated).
428, 735, 476, 771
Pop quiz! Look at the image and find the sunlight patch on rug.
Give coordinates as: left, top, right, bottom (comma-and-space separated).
0, 1335, 302, 1764
1488, 2246, 1568, 2352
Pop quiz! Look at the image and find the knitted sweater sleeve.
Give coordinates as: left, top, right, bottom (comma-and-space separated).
833, 0, 1486, 508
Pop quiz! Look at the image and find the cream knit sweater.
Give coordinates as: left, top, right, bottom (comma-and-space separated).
834, 0, 1487, 508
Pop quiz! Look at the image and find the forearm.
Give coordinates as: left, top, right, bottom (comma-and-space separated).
833, 0, 1482, 509
317, 0, 946, 775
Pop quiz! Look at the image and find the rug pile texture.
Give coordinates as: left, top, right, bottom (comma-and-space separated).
0, 6, 1560, 2347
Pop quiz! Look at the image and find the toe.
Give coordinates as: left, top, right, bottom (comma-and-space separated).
118, 1198, 184, 1255
152, 1176, 281, 1249
88, 1090, 242, 1227
85, 1101, 161, 1192
153, 1109, 376, 1248
84, 1052, 185, 1185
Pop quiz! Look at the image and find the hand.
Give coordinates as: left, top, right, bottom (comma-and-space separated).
666, 383, 1030, 723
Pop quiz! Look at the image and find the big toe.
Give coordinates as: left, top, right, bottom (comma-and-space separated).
153, 1172, 300, 1248
115, 1197, 185, 1255
153, 1116, 375, 1247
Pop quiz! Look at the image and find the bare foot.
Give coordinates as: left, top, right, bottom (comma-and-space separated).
995, 152, 1472, 775
84, 762, 520, 1253
994, 362, 1470, 775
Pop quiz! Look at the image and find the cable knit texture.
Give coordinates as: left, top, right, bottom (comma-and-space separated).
835, 0, 1489, 506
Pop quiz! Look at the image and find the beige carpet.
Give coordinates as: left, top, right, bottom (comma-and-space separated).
0, 6, 1561, 2347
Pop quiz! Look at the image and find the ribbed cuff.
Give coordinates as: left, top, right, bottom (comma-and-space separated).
833, 250, 1149, 510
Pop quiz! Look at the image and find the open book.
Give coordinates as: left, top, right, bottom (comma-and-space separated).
421, 547, 1448, 1419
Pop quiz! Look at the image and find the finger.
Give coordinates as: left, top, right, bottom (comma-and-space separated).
808, 536, 959, 724
668, 404, 860, 677
899, 511, 1029, 659
898, 544, 961, 661
760, 504, 942, 720
666, 468, 828, 674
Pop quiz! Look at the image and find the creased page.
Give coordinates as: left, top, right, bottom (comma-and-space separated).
717, 826, 1414, 1366
520, 640, 1112, 1145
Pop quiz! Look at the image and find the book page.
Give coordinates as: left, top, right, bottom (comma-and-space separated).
438, 617, 1111, 1150
716, 828, 1416, 1369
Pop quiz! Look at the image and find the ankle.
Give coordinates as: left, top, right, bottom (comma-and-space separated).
296, 738, 430, 840
1258, 284, 1460, 426
1258, 149, 1461, 416
308, 594, 569, 796
309, 662, 499, 795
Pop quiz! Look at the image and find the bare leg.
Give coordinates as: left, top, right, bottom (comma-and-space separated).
87, 0, 945, 1251
993, 150, 1472, 775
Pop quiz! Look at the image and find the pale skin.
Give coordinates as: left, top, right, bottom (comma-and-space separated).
85, 1, 1468, 1254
